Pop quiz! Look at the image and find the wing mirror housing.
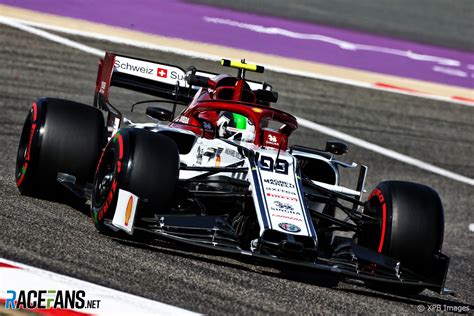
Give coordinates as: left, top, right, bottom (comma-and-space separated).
146, 107, 172, 121
185, 67, 215, 88
325, 141, 349, 155
255, 89, 278, 103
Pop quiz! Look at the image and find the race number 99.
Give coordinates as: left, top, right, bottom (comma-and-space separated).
258, 155, 289, 174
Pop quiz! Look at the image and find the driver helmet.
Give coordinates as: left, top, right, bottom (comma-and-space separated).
217, 112, 255, 142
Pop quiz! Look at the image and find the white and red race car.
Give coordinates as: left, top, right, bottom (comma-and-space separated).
16, 53, 449, 295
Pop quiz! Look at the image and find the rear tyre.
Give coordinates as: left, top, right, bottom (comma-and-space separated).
91, 128, 179, 235
15, 98, 105, 199
358, 181, 445, 295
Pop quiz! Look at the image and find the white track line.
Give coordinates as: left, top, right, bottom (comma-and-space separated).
2, 16, 474, 107
1, 17, 104, 56
1, 17, 473, 186
296, 118, 474, 185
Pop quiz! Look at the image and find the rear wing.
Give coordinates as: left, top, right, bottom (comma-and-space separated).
94, 52, 266, 110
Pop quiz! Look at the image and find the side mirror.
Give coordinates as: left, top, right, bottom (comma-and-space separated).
146, 107, 172, 121
255, 89, 278, 103
325, 141, 348, 155
186, 74, 214, 88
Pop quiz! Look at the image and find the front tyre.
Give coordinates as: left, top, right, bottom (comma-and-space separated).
358, 181, 445, 294
91, 128, 179, 235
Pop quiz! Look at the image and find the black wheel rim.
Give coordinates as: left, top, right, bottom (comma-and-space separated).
93, 148, 117, 209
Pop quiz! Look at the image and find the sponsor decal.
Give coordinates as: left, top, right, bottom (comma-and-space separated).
124, 195, 133, 226
157, 68, 168, 78
272, 214, 303, 222
266, 187, 298, 196
270, 200, 301, 215
263, 130, 283, 149
178, 116, 190, 124
196, 117, 215, 134
203, 147, 223, 163
215, 153, 221, 167
274, 201, 293, 210
111, 189, 138, 234
266, 192, 298, 201
267, 134, 278, 145
196, 146, 203, 165
114, 59, 154, 75
202, 121, 213, 132
5, 289, 100, 310
264, 179, 295, 188
278, 222, 301, 233
113, 56, 187, 86
99, 80, 107, 94
224, 148, 243, 159
169, 70, 185, 81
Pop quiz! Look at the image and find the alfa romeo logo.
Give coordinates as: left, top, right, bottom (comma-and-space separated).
278, 222, 301, 233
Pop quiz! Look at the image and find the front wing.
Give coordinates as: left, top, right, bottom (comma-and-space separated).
128, 222, 450, 294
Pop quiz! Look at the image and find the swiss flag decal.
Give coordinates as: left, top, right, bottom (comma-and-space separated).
157, 68, 168, 78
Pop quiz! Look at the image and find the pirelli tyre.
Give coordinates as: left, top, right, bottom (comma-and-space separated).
358, 181, 445, 294
15, 98, 105, 199
91, 128, 179, 235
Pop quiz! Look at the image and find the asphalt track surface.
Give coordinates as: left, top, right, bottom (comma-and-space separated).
191, 0, 474, 51
0, 25, 473, 314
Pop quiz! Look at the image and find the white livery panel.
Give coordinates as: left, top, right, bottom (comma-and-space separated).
249, 149, 317, 239
114, 55, 188, 87
112, 189, 139, 235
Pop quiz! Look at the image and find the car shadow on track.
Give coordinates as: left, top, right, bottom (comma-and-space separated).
112, 236, 340, 289
66, 199, 91, 217
63, 197, 471, 312
109, 235, 472, 312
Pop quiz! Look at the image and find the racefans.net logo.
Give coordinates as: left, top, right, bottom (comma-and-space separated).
5, 289, 101, 310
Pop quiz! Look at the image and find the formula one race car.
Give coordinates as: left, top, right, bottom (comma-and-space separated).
15, 53, 450, 295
